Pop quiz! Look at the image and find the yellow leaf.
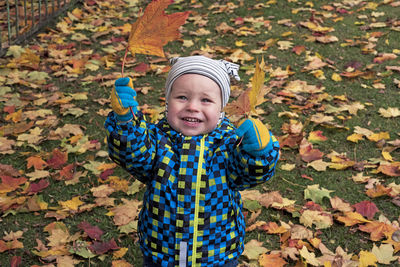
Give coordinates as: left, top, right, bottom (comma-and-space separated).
358, 250, 378, 267
367, 132, 390, 142
299, 246, 320, 266
249, 58, 265, 113
347, 133, 364, 143
382, 151, 393, 161
59, 196, 84, 211
331, 72, 342, 81
235, 40, 247, 47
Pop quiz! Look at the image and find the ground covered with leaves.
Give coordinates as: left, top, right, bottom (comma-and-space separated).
1, 0, 400, 266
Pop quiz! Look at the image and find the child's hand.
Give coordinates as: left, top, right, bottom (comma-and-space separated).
111, 77, 138, 121
236, 118, 271, 156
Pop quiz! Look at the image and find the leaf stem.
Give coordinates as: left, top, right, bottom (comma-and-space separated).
121, 46, 129, 77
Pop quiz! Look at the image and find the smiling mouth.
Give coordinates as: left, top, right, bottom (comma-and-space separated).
182, 117, 202, 123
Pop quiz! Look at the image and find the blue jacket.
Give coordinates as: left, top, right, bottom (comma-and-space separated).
105, 112, 280, 266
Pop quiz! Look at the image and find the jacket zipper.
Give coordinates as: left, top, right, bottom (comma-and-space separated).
191, 137, 205, 266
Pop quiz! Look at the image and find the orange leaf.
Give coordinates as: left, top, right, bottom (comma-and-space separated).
261, 222, 288, 234
365, 184, 392, 198
259, 253, 288, 267
224, 90, 251, 118
128, 0, 190, 57
0, 175, 27, 194
26, 156, 48, 170
359, 221, 396, 241
336, 211, 370, 226
377, 162, 400, 177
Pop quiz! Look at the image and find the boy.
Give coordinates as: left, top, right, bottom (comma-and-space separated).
105, 56, 280, 266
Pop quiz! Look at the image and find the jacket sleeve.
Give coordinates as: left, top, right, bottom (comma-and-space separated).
227, 132, 280, 191
104, 111, 157, 183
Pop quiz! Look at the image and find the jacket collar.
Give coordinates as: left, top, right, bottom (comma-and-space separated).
157, 117, 234, 145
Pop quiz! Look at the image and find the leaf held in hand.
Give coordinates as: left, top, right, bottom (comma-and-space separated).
128, 0, 190, 58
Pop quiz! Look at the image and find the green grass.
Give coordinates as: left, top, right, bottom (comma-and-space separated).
1, 0, 400, 266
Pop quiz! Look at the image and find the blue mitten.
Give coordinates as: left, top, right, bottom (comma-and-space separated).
110, 77, 138, 121
236, 118, 271, 156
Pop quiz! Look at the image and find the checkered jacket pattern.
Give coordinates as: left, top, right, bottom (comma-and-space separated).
105, 112, 280, 266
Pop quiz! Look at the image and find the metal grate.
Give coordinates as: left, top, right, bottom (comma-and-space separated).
0, 0, 80, 56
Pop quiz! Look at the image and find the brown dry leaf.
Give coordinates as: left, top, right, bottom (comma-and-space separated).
330, 196, 354, 213
111, 198, 141, 226
299, 138, 324, 163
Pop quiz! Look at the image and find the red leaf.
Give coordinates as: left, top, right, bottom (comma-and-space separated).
89, 238, 119, 254
352, 200, 379, 220
100, 169, 114, 181
28, 179, 50, 194
0, 175, 27, 194
133, 62, 150, 73
46, 148, 68, 169
78, 221, 104, 241
10, 256, 21, 267
59, 164, 75, 180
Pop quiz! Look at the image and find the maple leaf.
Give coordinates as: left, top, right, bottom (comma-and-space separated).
304, 184, 333, 204
58, 196, 84, 211
372, 244, 399, 264
78, 221, 104, 240
112, 259, 133, 267
352, 200, 379, 220
299, 138, 324, 163
243, 239, 269, 260
28, 179, 50, 194
336, 212, 370, 226
111, 198, 141, 226
299, 246, 320, 266
46, 148, 68, 169
358, 250, 378, 267
127, 0, 190, 58
259, 252, 287, 267
89, 238, 119, 255
0, 175, 28, 194
330, 196, 353, 213
225, 59, 269, 119
300, 210, 333, 229
26, 156, 48, 170
359, 221, 396, 241
377, 162, 400, 177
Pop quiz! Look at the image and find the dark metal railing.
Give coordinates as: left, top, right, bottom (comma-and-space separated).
1, 0, 80, 56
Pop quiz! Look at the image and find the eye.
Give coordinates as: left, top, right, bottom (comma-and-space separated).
176, 95, 187, 100
202, 98, 212, 103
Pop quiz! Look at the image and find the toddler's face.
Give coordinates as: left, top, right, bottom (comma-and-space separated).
167, 74, 222, 136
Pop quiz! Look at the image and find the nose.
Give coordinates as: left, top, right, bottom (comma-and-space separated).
186, 99, 200, 112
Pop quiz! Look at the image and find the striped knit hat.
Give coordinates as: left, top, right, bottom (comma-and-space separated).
165, 56, 240, 107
